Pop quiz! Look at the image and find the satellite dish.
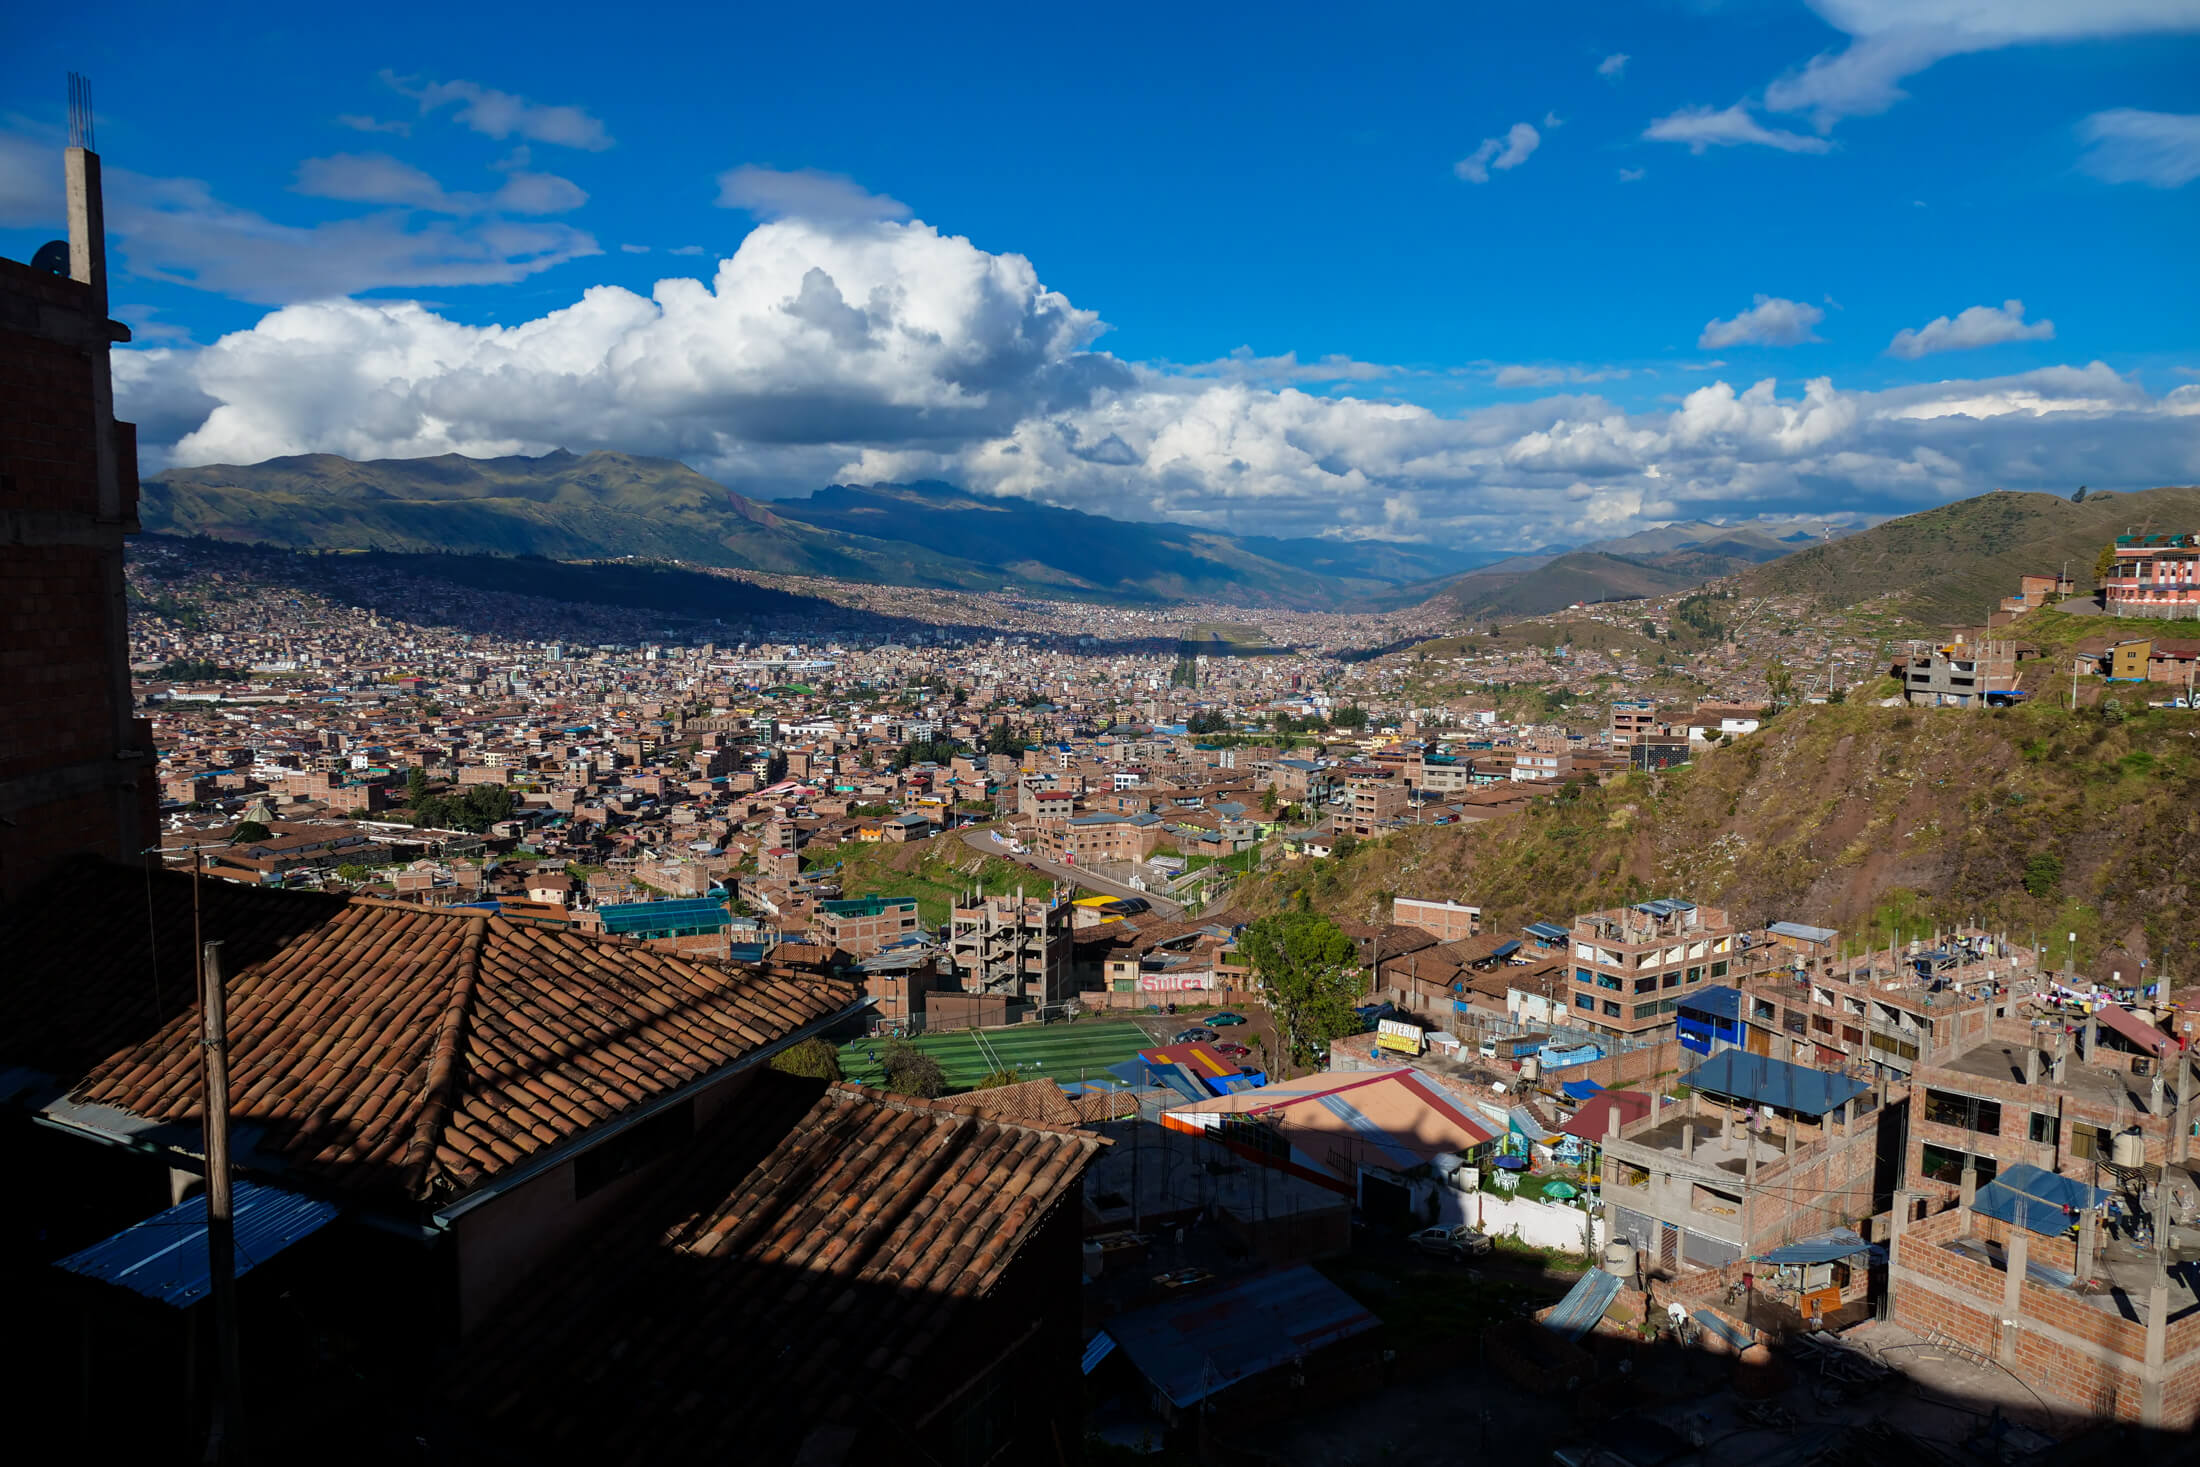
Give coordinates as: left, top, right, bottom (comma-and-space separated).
31, 240, 69, 275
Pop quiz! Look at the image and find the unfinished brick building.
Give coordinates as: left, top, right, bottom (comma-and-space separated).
0, 106, 155, 898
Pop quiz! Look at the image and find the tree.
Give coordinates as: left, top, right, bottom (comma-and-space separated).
334, 863, 371, 884
2094, 543, 2117, 585
405, 765, 431, 809
232, 820, 270, 844
1239, 912, 1363, 1069
1330, 831, 1359, 861
1260, 785, 1278, 815
1765, 658, 1797, 711
973, 1068, 1020, 1090
880, 1041, 947, 1098
2071, 485, 2088, 503
1826, 685, 1847, 705
768, 1037, 843, 1082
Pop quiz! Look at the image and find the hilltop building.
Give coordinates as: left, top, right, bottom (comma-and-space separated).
2105, 532, 2200, 620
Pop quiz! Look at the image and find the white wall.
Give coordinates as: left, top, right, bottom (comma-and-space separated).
1438, 1189, 1605, 1253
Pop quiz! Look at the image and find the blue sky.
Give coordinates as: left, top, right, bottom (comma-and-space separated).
4, 0, 2198, 547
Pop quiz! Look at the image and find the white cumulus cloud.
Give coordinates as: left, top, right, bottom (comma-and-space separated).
293, 152, 588, 215
1598, 52, 1630, 79
99, 198, 2200, 548
1455, 122, 1541, 183
1887, 300, 2054, 359
2078, 109, 2200, 188
1700, 296, 1826, 349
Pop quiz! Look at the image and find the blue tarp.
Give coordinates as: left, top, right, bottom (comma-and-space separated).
54, 1179, 340, 1307
1106, 1265, 1379, 1407
1684, 1049, 1868, 1118
1562, 1079, 1606, 1101
1543, 1267, 1623, 1341
1972, 1162, 2110, 1237
1762, 1229, 1880, 1265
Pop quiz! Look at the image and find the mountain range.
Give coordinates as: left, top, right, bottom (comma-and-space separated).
140, 451, 1512, 610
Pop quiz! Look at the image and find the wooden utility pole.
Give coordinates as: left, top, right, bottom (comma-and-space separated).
200, 939, 244, 1463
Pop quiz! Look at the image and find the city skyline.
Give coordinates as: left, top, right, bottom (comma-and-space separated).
3, 0, 2197, 549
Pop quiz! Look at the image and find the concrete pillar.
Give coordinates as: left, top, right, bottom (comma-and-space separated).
2051, 1034, 2068, 1084
1683, 1121, 1696, 1159
1746, 1139, 1758, 1186
1784, 1117, 1796, 1156
1999, 1230, 2029, 1367
2144, 1281, 2169, 1427
1959, 1161, 1978, 1231
2025, 1046, 2040, 1086
2084, 1011, 2099, 1062
2180, 1056, 2196, 1166
1607, 1104, 1622, 1141
2077, 1207, 2099, 1283
2153, 1067, 2167, 1117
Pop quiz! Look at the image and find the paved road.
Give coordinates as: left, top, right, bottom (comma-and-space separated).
955, 828, 1186, 918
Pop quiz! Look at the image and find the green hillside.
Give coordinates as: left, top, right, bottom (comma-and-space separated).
1734, 486, 2200, 625
1241, 699, 2200, 974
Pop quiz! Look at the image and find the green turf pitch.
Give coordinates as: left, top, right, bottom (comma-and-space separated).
836, 1020, 1154, 1091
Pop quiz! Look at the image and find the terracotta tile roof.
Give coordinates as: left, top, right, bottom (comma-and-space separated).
445, 1076, 1100, 1464
2, 861, 861, 1208
955, 1076, 1084, 1127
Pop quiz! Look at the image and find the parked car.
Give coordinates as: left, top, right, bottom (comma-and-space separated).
1174, 1027, 1219, 1044
1209, 1011, 1248, 1026
1410, 1225, 1494, 1260
1215, 1042, 1250, 1057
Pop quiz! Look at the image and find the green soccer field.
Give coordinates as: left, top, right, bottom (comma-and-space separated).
837, 1019, 1154, 1092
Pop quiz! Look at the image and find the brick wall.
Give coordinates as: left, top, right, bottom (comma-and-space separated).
0, 255, 151, 900
1889, 1207, 2200, 1426
1548, 1037, 1686, 1092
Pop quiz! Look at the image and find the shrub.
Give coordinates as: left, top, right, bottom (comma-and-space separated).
2023, 852, 2064, 899
768, 1037, 843, 1082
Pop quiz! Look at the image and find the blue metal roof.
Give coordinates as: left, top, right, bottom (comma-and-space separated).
54, 1179, 339, 1308
1684, 1049, 1868, 1117
1082, 1331, 1118, 1375
1762, 1229, 1880, 1265
1972, 1163, 2111, 1236
1543, 1266, 1623, 1341
1489, 940, 1522, 960
1524, 921, 1570, 942
1105, 1265, 1379, 1407
1676, 986, 1744, 1021
1635, 899, 1697, 918
598, 897, 729, 936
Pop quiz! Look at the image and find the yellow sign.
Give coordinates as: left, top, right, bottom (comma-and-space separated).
1376, 1018, 1424, 1054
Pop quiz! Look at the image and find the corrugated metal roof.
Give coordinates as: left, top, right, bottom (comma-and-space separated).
1971, 1163, 2110, 1237
1543, 1266, 1622, 1341
1676, 986, 1743, 1021
1684, 1049, 1867, 1118
1105, 1265, 1379, 1407
1767, 921, 1838, 943
1524, 922, 1570, 942
1082, 1331, 1117, 1375
54, 1178, 340, 1308
1762, 1229, 1879, 1264
598, 897, 729, 935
